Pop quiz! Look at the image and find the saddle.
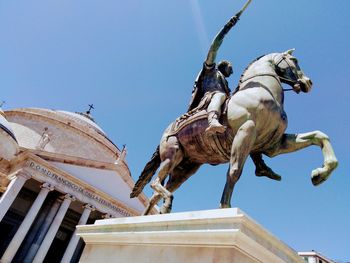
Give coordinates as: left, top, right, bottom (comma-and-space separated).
168, 91, 229, 137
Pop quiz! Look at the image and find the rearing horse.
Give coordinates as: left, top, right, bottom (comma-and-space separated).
131, 49, 338, 215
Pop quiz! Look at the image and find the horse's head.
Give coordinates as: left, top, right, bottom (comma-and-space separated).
274, 49, 313, 93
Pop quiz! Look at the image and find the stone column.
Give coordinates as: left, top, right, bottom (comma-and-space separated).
0, 172, 31, 222
32, 194, 76, 263
0, 183, 54, 263
23, 197, 62, 263
60, 204, 95, 263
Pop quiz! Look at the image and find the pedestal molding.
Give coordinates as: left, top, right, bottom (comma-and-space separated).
77, 208, 304, 263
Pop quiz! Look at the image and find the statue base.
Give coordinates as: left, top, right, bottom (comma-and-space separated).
77, 208, 304, 263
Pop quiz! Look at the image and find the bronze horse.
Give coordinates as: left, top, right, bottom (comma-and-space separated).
131, 50, 338, 215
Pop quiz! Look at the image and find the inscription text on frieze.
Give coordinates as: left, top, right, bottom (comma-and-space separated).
27, 161, 130, 216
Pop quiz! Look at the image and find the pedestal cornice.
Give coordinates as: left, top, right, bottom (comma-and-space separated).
77, 208, 304, 263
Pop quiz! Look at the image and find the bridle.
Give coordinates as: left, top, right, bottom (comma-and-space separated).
275, 55, 301, 92
237, 53, 304, 94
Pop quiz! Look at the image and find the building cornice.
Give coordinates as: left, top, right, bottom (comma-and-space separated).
17, 148, 151, 211
8, 151, 145, 216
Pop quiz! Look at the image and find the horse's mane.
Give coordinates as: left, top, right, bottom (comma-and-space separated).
233, 54, 266, 94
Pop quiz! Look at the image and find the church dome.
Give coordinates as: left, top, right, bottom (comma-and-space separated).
4, 108, 121, 163
0, 108, 19, 160
56, 110, 106, 135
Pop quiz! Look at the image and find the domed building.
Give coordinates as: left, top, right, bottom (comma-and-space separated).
0, 107, 153, 263
0, 108, 18, 163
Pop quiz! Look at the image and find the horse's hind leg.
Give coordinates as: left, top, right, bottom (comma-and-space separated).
145, 136, 183, 215
142, 193, 162, 215
220, 120, 256, 208
159, 162, 202, 213
265, 131, 338, 186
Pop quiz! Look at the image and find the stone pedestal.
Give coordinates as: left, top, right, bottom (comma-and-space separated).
77, 208, 304, 263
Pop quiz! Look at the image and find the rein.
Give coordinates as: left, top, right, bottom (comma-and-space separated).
279, 76, 295, 92
239, 74, 295, 93
239, 73, 281, 85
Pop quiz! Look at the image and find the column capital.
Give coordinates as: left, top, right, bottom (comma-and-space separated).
61, 194, 76, 202
83, 204, 96, 211
40, 183, 54, 191
10, 171, 31, 181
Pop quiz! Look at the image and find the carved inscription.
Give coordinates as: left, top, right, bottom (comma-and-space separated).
27, 161, 130, 216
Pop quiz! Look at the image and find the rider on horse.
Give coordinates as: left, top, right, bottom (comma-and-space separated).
188, 6, 281, 181
188, 15, 236, 134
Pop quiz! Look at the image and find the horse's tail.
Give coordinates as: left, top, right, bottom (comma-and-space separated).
130, 145, 161, 198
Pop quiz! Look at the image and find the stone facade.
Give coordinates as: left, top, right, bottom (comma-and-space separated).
0, 107, 155, 263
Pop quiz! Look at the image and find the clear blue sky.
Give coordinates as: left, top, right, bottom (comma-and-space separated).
1, 0, 349, 261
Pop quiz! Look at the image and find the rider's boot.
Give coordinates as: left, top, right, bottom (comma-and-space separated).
255, 164, 282, 181
250, 153, 282, 181
251, 153, 282, 181
206, 110, 226, 134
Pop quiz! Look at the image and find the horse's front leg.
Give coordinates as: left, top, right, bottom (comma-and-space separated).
220, 120, 256, 208
266, 131, 338, 186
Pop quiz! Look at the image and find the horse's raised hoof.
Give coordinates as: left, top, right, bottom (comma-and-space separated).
311, 174, 326, 186
311, 167, 328, 186
311, 160, 338, 186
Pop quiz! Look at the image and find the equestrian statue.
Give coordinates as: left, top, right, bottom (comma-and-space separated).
130, 0, 338, 215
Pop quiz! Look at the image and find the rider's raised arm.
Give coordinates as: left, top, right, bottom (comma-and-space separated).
205, 14, 240, 66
